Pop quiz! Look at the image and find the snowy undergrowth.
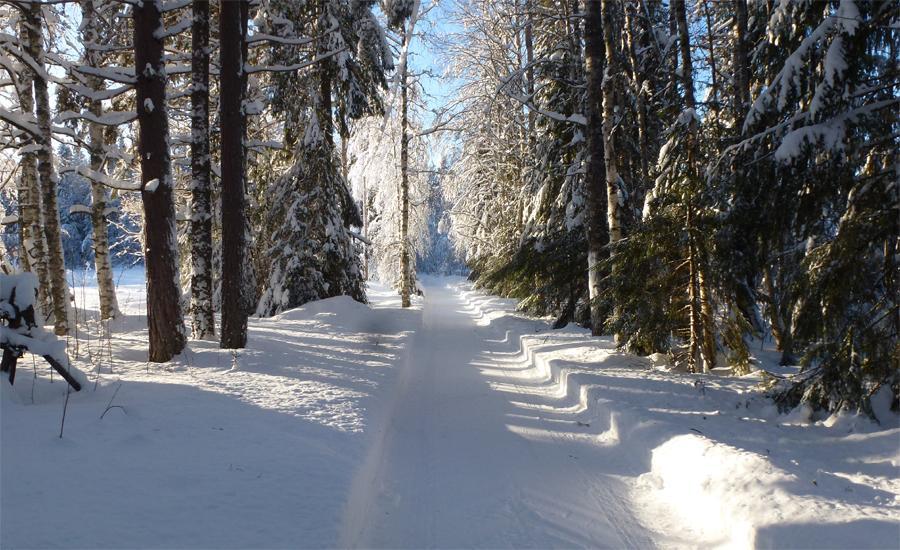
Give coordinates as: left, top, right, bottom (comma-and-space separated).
454, 280, 900, 549
1, 272, 420, 549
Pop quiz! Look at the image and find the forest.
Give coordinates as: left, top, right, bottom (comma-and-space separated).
0, 0, 898, 548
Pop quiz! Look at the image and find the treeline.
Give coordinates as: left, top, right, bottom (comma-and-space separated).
443, 0, 898, 416
1, 0, 417, 358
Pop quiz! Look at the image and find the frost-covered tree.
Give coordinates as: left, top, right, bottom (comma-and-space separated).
252, 0, 404, 315
347, 85, 431, 291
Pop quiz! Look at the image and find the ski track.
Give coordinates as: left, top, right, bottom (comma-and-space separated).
339, 279, 656, 549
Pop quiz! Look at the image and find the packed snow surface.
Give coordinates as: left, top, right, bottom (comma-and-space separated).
2, 271, 898, 548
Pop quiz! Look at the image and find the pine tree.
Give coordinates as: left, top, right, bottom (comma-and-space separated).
219, 0, 248, 349
134, 0, 186, 362
190, 0, 214, 339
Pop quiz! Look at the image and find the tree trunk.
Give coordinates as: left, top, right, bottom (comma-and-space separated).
701, 0, 720, 126
687, 207, 703, 372
134, 0, 186, 362
399, 51, 411, 309
524, 0, 536, 142
190, 0, 214, 339
26, 4, 69, 335
219, 0, 248, 349
624, 2, 648, 187
13, 17, 49, 310
674, 0, 716, 372
583, 0, 607, 336
600, 0, 622, 246
733, 0, 751, 127
82, 0, 119, 321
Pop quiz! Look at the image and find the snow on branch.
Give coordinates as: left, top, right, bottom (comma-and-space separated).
73, 65, 136, 85
76, 166, 155, 192
247, 33, 316, 47
65, 82, 133, 102
245, 47, 348, 74
68, 204, 92, 215
160, 0, 191, 12
55, 110, 137, 126
155, 17, 193, 40
0, 107, 40, 138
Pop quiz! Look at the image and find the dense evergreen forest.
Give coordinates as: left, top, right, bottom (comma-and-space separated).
0, 0, 897, 418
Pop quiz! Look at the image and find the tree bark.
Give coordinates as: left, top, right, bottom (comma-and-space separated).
733, 0, 751, 127
624, 1, 648, 187
26, 4, 70, 335
583, 0, 607, 336
14, 17, 49, 311
190, 0, 214, 339
600, 0, 622, 246
399, 49, 411, 309
674, 0, 716, 372
219, 0, 248, 349
134, 0, 186, 362
82, 0, 119, 321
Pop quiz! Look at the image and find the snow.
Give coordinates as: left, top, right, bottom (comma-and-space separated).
2, 275, 417, 549
3, 273, 898, 549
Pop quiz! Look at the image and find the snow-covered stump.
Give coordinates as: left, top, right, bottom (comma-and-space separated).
0, 273, 83, 391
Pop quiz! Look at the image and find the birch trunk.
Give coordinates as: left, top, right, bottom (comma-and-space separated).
399, 53, 411, 309
219, 0, 248, 349
13, 19, 49, 308
26, 4, 69, 335
134, 0, 186, 362
190, 0, 214, 339
82, 0, 119, 320
583, 0, 607, 336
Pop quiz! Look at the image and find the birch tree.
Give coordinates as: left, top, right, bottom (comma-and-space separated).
80, 0, 120, 320
25, 4, 70, 335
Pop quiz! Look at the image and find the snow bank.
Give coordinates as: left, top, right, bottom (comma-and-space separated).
452, 279, 900, 550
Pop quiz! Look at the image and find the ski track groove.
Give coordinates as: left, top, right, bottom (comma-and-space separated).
339, 280, 655, 549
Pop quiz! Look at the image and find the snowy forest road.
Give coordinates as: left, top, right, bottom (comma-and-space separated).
339, 278, 656, 549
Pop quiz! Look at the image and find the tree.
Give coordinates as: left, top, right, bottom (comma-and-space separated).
11, 12, 50, 314
219, 0, 248, 349
134, 0, 186, 362
583, 0, 606, 336
80, 0, 120, 321
25, 4, 70, 335
190, 0, 214, 339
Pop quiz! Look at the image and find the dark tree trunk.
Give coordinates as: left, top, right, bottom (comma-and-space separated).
134, 0, 186, 362
219, 0, 248, 349
583, 0, 607, 336
674, 0, 716, 372
733, 0, 751, 127
26, 4, 69, 335
190, 0, 215, 339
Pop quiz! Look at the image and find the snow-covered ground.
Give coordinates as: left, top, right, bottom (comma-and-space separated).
2, 269, 419, 548
2, 272, 898, 548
